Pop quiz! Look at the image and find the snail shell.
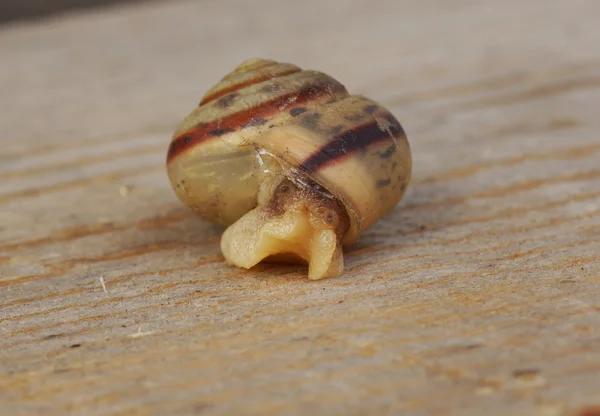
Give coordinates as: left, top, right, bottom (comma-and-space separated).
166, 58, 411, 280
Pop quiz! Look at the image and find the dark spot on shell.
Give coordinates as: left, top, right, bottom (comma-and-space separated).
208, 128, 235, 137
183, 136, 192, 144
326, 214, 334, 223
217, 93, 239, 108
378, 144, 396, 159
301, 112, 321, 128
329, 125, 345, 134
344, 113, 364, 122
376, 178, 391, 188
70, 343, 81, 348
242, 117, 267, 128
280, 184, 289, 193
290, 107, 308, 117
262, 83, 281, 93
364, 104, 378, 114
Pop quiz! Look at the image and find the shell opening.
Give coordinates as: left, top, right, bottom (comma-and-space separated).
220, 176, 350, 280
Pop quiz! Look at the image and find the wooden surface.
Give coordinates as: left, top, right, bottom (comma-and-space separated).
1, 0, 599, 415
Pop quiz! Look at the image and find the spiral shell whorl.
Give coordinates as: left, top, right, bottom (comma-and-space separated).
198, 59, 303, 107
168, 59, 349, 158
167, 58, 411, 246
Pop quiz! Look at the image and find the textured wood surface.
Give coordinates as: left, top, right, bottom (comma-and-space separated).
1, 0, 599, 415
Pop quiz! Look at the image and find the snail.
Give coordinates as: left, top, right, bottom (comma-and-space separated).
166, 58, 411, 280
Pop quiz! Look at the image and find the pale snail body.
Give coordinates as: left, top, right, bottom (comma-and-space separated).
166, 58, 412, 280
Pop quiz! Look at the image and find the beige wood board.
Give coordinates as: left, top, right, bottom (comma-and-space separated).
1, 0, 599, 415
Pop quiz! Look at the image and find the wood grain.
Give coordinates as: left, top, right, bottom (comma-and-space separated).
1, 0, 599, 415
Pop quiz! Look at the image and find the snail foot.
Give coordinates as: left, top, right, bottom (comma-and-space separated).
220, 177, 349, 280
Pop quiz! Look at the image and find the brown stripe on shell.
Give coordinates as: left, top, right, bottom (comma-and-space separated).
199, 67, 302, 106
167, 77, 348, 163
298, 112, 405, 173
227, 59, 278, 76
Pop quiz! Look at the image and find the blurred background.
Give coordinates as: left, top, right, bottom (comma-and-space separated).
0, 0, 158, 24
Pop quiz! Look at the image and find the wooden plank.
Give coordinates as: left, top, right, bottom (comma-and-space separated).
1, 0, 599, 415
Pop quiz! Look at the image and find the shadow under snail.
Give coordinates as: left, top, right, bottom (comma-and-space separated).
166, 58, 412, 280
